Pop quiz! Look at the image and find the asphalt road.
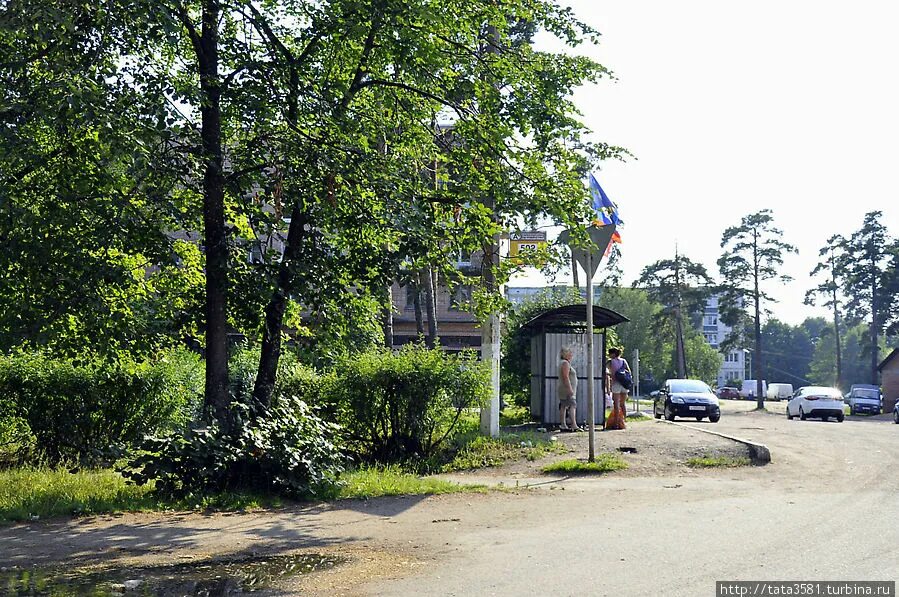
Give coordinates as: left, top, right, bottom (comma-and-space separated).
368, 401, 899, 596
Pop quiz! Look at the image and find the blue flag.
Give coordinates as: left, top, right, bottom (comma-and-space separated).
589, 173, 621, 225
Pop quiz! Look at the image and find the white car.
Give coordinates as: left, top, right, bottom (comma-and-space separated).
786, 386, 845, 422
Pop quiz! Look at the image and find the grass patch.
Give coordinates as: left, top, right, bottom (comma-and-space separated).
437, 430, 569, 472
686, 456, 751, 468
0, 464, 490, 524
541, 454, 628, 474
0, 467, 155, 523
331, 466, 487, 499
0, 467, 287, 524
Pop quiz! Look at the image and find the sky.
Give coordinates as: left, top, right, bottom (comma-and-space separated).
513, 0, 899, 325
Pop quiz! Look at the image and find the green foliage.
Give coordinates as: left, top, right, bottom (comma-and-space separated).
718, 210, 797, 404
760, 319, 814, 386
834, 212, 899, 382
0, 467, 155, 523
435, 431, 569, 472
634, 253, 713, 378
323, 465, 488, 500
682, 332, 723, 384
541, 455, 627, 474
685, 456, 751, 468
599, 287, 665, 390
808, 323, 888, 389
326, 344, 490, 463
0, 350, 203, 466
123, 396, 344, 500
499, 405, 533, 426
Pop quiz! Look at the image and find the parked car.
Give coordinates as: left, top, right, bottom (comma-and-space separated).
847, 384, 881, 415
786, 386, 845, 422
654, 379, 721, 423
766, 383, 793, 401
717, 386, 740, 400
894, 400, 899, 424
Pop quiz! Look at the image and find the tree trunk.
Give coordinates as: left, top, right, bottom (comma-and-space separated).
830, 279, 842, 389
421, 267, 438, 348
571, 250, 579, 288
412, 280, 424, 336
870, 260, 879, 385
199, 0, 230, 423
383, 283, 394, 349
673, 253, 686, 378
674, 309, 687, 379
753, 231, 764, 409
252, 207, 309, 408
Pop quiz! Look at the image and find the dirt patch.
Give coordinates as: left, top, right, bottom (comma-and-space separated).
439, 418, 752, 484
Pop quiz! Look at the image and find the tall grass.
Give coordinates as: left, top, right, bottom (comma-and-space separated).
0, 467, 155, 523
0, 466, 489, 524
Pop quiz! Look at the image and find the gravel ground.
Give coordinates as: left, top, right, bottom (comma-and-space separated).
437, 416, 753, 485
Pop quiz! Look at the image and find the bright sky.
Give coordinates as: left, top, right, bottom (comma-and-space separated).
515, 0, 899, 325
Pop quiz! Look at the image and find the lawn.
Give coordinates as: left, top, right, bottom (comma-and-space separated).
0, 466, 488, 524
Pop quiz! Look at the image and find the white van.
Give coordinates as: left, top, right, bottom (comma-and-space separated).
740, 379, 767, 399
766, 383, 793, 401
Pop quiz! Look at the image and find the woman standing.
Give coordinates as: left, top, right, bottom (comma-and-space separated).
604, 347, 630, 430
557, 347, 582, 432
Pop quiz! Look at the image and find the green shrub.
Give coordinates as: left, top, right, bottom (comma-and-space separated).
327, 344, 490, 463
122, 396, 344, 499
0, 349, 203, 465
227, 344, 329, 407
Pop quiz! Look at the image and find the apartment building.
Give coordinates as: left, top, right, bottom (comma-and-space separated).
702, 294, 746, 387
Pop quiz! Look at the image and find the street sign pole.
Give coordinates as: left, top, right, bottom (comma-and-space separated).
633, 349, 640, 413
586, 248, 595, 462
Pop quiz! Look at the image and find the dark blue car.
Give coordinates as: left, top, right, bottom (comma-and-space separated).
654, 379, 721, 423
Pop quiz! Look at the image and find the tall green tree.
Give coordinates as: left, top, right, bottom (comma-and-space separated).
3, 0, 624, 427
599, 287, 665, 389
759, 319, 814, 387
805, 234, 847, 388
717, 209, 797, 408
0, 2, 203, 356
633, 250, 712, 378
837, 212, 899, 384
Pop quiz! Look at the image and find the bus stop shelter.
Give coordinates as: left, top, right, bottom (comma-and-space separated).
522, 304, 629, 426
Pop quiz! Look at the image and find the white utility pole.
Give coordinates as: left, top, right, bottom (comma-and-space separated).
586, 249, 595, 462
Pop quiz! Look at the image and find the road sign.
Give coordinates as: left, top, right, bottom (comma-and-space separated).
557, 225, 616, 278
509, 230, 547, 260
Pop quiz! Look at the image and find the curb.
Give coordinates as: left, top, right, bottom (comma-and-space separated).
657, 419, 771, 465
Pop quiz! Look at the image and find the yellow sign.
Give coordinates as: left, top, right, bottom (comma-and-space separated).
509, 240, 547, 257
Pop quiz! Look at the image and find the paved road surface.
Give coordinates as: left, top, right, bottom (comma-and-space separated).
368, 402, 899, 596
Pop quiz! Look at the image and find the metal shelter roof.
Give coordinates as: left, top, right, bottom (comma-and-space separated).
521, 304, 629, 333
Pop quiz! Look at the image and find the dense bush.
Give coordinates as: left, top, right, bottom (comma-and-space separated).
327, 344, 490, 463
122, 396, 344, 499
0, 349, 203, 465
227, 344, 330, 407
